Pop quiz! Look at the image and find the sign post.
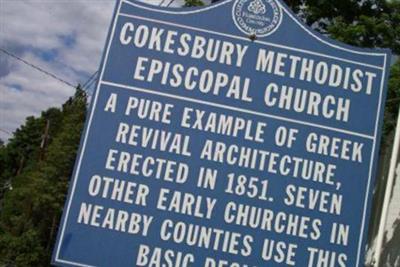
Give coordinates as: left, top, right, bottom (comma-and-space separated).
374, 107, 400, 266
52, 1, 391, 266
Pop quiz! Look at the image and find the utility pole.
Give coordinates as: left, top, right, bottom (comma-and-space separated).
39, 119, 50, 161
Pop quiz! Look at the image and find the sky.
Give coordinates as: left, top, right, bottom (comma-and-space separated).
0, 0, 212, 142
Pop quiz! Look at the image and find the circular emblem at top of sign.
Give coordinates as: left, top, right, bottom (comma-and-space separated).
232, 0, 282, 37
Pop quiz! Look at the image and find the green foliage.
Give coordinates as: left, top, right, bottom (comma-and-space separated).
0, 229, 46, 266
281, 0, 400, 133
383, 61, 400, 135
279, 1, 400, 53
0, 88, 87, 266
327, 4, 400, 54
184, 0, 205, 6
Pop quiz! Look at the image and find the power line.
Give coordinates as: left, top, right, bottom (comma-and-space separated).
84, 78, 98, 96
87, 76, 98, 89
1, 0, 173, 94
0, 47, 77, 89
81, 71, 99, 96
82, 70, 98, 89
166, 0, 176, 7
0, 129, 12, 136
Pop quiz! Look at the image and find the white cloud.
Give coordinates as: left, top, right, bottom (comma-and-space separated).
0, 0, 214, 141
0, 0, 116, 141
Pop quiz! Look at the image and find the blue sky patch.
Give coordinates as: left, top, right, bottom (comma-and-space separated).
58, 33, 77, 48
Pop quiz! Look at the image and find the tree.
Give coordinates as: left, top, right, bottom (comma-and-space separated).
0, 88, 87, 266
184, 0, 205, 7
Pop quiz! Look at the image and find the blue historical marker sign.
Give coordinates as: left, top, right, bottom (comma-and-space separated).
52, 0, 391, 266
